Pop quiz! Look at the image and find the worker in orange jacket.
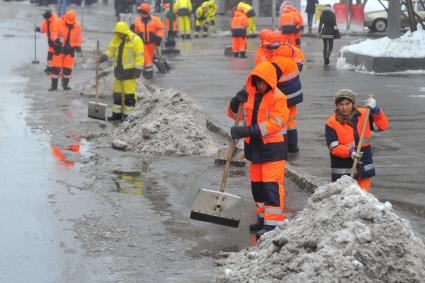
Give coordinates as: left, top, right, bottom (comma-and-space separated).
326, 90, 389, 192
133, 3, 164, 79
35, 10, 60, 76
227, 61, 289, 238
256, 32, 303, 152
164, 2, 178, 38
279, 1, 303, 48
50, 10, 82, 91
230, 8, 249, 58
255, 29, 273, 65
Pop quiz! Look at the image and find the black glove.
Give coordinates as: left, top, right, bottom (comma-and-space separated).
133, 68, 142, 78
231, 126, 251, 139
75, 46, 82, 53
99, 53, 108, 63
235, 89, 248, 103
35, 27, 41, 32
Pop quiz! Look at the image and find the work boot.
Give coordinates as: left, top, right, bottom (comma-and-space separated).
62, 78, 71, 90
107, 113, 122, 121
202, 34, 208, 38
239, 51, 247, 58
48, 78, 58, 91
249, 219, 264, 232
233, 52, 239, 58
185, 34, 191, 40
288, 144, 299, 153
256, 225, 276, 240
194, 34, 199, 39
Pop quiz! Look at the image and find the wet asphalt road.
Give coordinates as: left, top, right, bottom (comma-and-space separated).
0, 2, 309, 282
1, 1, 424, 282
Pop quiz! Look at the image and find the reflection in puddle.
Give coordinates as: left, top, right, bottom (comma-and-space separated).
110, 170, 146, 196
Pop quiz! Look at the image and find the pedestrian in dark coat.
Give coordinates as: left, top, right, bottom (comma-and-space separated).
318, 4, 338, 65
305, 0, 318, 33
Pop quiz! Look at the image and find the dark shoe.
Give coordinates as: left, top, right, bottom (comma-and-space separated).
255, 225, 276, 240
202, 34, 208, 38
48, 78, 58, 91
185, 34, 191, 40
62, 78, 71, 90
239, 51, 247, 58
233, 52, 239, 58
288, 144, 299, 153
324, 56, 330, 65
194, 34, 199, 39
249, 219, 264, 232
107, 113, 122, 121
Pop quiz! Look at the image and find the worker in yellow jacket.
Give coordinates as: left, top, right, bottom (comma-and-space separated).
206, 0, 218, 32
99, 22, 144, 122
176, 0, 192, 39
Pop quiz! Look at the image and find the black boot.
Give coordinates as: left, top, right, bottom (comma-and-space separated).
62, 78, 71, 90
107, 113, 122, 121
249, 219, 264, 232
239, 51, 247, 58
194, 34, 199, 39
185, 34, 191, 40
288, 144, 299, 153
256, 225, 276, 240
48, 78, 58, 91
233, 52, 239, 58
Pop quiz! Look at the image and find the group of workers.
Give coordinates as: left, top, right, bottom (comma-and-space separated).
228, 0, 388, 238
35, 2, 389, 239
36, 9, 82, 91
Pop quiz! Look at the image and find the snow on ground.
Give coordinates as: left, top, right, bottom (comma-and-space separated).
217, 176, 425, 282
340, 25, 425, 58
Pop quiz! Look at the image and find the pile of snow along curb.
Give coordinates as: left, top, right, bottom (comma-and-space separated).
217, 176, 425, 282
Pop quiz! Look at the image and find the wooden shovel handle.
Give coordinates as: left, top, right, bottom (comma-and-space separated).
351, 107, 371, 178
220, 103, 243, 193
95, 41, 100, 109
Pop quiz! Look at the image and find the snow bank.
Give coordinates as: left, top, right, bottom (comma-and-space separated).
341, 25, 425, 58
217, 176, 425, 282
112, 85, 220, 156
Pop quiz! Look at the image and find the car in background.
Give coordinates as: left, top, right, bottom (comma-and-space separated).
365, 1, 425, 32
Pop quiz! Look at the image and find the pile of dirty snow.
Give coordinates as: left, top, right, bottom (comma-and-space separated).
340, 24, 425, 58
112, 86, 220, 156
217, 176, 425, 282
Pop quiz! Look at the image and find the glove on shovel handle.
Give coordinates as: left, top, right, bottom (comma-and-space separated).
351, 107, 371, 178
220, 103, 243, 193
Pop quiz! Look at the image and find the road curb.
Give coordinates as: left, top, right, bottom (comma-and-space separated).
205, 117, 327, 194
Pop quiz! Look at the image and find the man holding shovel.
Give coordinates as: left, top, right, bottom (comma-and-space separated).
325, 89, 389, 192
98, 22, 144, 122
227, 61, 289, 238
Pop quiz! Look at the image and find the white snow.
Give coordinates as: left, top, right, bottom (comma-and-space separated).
340, 25, 425, 58
217, 176, 425, 282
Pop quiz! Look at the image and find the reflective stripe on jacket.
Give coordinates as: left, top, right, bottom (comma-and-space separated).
227, 62, 289, 163
106, 24, 144, 79
231, 11, 249, 37
134, 15, 164, 45
325, 107, 389, 181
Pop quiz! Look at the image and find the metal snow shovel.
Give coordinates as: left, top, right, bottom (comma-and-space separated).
351, 107, 371, 177
32, 28, 40, 64
190, 104, 243, 228
88, 41, 107, 120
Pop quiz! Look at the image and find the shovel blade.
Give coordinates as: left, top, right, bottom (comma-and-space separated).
88, 101, 107, 120
190, 189, 242, 228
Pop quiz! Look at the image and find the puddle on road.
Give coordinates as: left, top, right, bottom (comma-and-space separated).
109, 170, 145, 196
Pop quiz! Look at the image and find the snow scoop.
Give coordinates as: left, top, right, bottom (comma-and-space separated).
88, 41, 107, 120
190, 104, 243, 228
32, 29, 40, 64
153, 46, 171, 74
351, 107, 371, 178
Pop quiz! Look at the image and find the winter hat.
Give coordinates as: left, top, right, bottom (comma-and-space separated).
335, 89, 357, 104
